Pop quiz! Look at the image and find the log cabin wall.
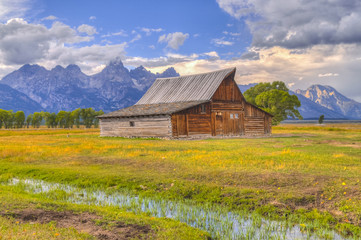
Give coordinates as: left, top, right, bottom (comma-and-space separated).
100, 116, 172, 137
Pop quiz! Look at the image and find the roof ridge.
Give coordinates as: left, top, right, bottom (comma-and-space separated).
155, 67, 236, 80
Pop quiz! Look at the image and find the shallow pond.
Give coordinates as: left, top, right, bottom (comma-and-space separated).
7, 178, 347, 240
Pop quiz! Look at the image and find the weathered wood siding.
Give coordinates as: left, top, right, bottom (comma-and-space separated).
210, 74, 246, 136
171, 103, 212, 137
244, 103, 271, 135
100, 116, 171, 137
212, 73, 243, 102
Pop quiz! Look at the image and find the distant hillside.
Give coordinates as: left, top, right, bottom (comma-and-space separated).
0, 59, 179, 113
296, 85, 361, 119
0, 83, 44, 115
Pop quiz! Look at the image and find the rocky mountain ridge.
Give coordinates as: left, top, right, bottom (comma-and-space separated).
0, 59, 179, 113
295, 85, 361, 119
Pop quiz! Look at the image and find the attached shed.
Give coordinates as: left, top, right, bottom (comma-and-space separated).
98, 68, 272, 138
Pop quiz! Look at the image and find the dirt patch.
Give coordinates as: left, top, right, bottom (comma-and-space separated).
1, 208, 152, 239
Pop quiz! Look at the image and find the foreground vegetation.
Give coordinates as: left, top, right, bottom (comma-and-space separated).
0, 124, 360, 239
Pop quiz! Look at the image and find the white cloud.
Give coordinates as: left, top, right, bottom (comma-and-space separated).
204, 51, 219, 58
0, 18, 91, 65
140, 27, 164, 36
223, 31, 241, 36
203, 51, 220, 60
42, 43, 128, 75
158, 32, 189, 50
42, 15, 57, 21
77, 24, 97, 36
217, 0, 361, 48
0, 18, 127, 75
89, 16, 96, 21
0, 0, 31, 22
101, 30, 127, 38
288, 82, 295, 88
318, 73, 339, 78
129, 34, 141, 43
211, 37, 234, 46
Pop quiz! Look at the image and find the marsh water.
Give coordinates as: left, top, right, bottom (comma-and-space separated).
7, 178, 347, 240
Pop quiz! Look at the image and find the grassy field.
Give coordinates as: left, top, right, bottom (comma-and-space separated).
0, 124, 360, 239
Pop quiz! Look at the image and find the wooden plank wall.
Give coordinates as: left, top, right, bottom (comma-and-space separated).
212, 73, 244, 102
171, 103, 212, 137
100, 116, 171, 137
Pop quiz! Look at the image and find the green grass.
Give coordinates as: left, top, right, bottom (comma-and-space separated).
0, 123, 360, 238
0, 184, 210, 239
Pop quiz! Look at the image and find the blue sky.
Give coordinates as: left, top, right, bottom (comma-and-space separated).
37, 0, 251, 60
0, 0, 361, 101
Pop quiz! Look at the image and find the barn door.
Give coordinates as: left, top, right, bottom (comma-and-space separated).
240, 112, 245, 135
215, 112, 223, 136
177, 115, 188, 136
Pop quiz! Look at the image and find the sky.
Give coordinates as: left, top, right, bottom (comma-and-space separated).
0, 0, 361, 101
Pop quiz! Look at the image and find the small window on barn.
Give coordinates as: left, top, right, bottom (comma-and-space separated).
129, 121, 135, 127
201, 104, 206, 113
235, 113, 239, 119
230, 113, 234, 119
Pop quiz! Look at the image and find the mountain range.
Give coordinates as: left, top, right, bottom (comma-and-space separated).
0, 59, 360, 119
0, 59, 178, 114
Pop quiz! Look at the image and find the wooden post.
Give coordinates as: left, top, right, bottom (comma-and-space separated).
211, 112, 216, 136
176, 115, 180, 136
185, 114, 189, 136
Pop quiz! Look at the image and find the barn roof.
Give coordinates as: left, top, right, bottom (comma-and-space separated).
136, 67, 236, 105
98, 101, 208, 118
98, 67, 272, 118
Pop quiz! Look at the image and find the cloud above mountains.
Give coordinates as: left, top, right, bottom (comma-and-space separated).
0, 18, 127, 76
217, 0, 361, 49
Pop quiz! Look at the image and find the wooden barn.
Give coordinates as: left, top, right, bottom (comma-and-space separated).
98, 68, 272, 138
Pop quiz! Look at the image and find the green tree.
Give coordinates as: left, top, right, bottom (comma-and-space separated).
32, 112, 43, 128
71, 108, 81, 128
93, 110, 104, 128
1, 110, 15, 129
26, 114, 33, 128
81, 108, 94, 128
44, 112, 57, 128
244, 82, 302, 125
0, 110, 11, 129
56, 111, 73, 128
14, 111, 25, 128
318, 114, 325, 124
244, 81, 289, 105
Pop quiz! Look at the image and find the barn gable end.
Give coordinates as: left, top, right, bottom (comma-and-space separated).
98, 68, 272, 138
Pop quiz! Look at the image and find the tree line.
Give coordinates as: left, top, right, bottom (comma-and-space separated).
0, 108, 104, 129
